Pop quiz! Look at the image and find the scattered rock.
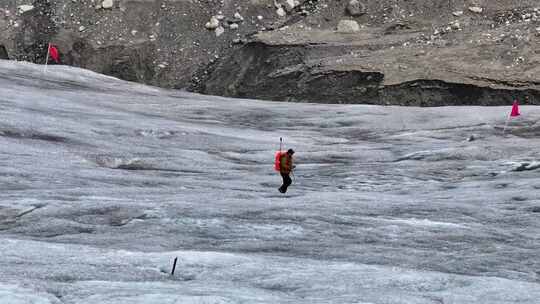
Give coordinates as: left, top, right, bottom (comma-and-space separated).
450, 21, 461, 30
453, 11, 464, 17
215, 26, 225, 37
102, 0, 114, 9
79, 26, 86, 32
279, 0, 297, 12
17, 5, 34, 14
230, 23, 239, 30
469, 6, 483, 14
205, 16, 220, 30
337, 20, 360, 33
285, 0, 298, 11
276, 7, 286, 17
346, 0, 366, 17
234, 12, 244, 22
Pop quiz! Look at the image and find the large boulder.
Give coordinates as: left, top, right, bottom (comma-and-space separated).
205, 17, 220, 30
17, 5, 34, 14
468, 6, 483, 14
337, 20, 360, 33
346, 0, 366, 17
101, 0, 114, 9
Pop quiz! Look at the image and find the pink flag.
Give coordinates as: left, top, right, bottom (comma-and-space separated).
510, 100, 520, 117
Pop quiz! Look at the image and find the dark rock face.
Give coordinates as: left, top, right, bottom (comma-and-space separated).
65, 40, 156, 83
1, 0, 540, 105
200, 42, 384, 103
201, 35, 540, 105
381, 81, 540, 107
0, 45, 8, 59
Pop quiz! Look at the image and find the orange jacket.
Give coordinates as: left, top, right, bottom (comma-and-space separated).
279, 153, 293, 174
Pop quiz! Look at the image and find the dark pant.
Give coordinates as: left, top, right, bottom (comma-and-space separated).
279, 173, 292, 193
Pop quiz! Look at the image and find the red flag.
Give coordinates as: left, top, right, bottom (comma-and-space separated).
48, 44, 60, 63
510, 100, 520, 117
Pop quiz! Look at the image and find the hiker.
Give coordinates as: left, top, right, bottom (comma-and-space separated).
279, 148, 295, 193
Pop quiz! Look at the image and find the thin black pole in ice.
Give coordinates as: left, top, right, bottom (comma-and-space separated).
171, 257, 178, 276
43, 42, 50, 74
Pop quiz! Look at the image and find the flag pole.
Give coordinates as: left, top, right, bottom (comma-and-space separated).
503, 113, 511, 134
504, 99, 521, 134
43, 43, 50, 73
